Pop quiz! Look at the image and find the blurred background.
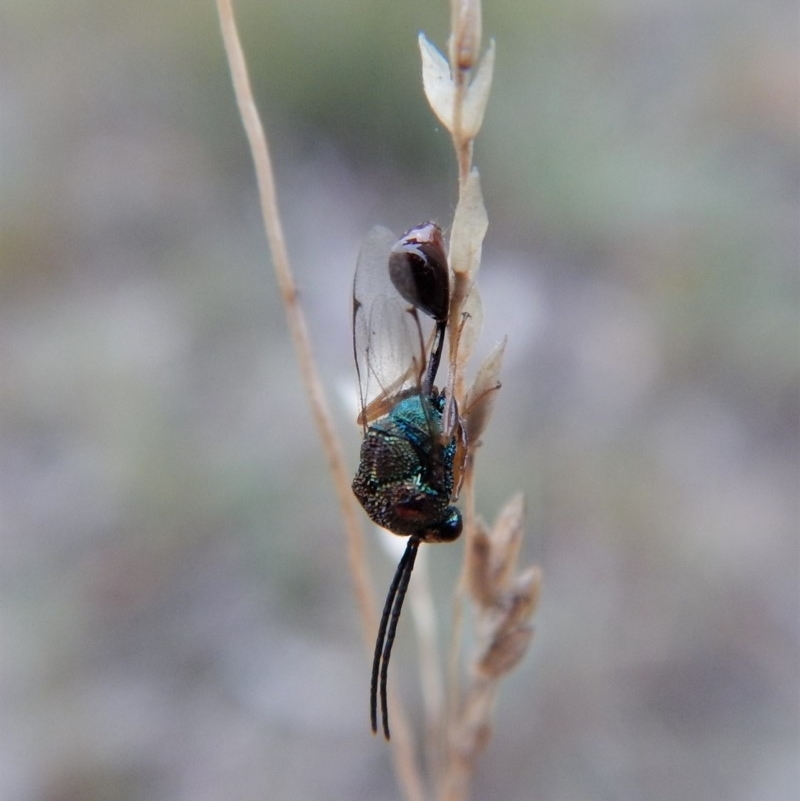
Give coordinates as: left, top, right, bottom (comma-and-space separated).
1, 0, 797, 799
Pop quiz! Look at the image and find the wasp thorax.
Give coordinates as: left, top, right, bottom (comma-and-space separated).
388, 222, 450, 323
351, 393, 460, 541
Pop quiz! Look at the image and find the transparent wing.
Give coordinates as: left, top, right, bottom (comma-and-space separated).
353, 226, 432, 429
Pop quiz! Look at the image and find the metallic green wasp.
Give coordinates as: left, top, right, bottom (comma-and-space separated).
352, 222, 465, 739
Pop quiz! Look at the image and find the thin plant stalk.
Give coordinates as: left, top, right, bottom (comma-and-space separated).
418, 2, 541, 799
214, 2, 426, 798
408, 550, 446, 785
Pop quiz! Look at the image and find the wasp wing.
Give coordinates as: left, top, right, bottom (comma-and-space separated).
353, 226, 433, 430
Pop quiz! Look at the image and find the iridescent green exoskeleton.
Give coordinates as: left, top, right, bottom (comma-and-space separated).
351, 222, 465, 740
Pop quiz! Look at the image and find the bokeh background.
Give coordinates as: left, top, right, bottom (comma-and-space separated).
2, 1, 797, 799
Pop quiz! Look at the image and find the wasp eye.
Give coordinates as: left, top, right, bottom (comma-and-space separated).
435, 508, 463, 542
388, 222, 450, 323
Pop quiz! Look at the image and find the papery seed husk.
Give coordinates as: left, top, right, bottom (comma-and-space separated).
450, 717, 492, 764
419, 34, 454, 132
449, 168, 487, 280
471, 722, 492, 757
466, 519, 495, 607
464, 336, 506, 443
456, 284, 484, 370
447, 273, 473, 376
462, 40, 495, 139
448, 169, 488, 371
449, 0, 483, 72
502, 565, 542, 630
477, 626, 533, 678
489, 492, 525, 591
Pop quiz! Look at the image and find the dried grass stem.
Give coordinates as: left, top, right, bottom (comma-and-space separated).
215, 2, 425, 798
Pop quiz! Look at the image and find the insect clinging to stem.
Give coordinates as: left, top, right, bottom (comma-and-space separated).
351, 222, 466, 740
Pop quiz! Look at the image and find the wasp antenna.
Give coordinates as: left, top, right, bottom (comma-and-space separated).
370, 538, 418, 734
377, 538, 420, 739
371, 551, 405, 733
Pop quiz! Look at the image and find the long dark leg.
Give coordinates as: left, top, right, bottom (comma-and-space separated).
370, 537, 420, 738
423, 320, 447, 395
